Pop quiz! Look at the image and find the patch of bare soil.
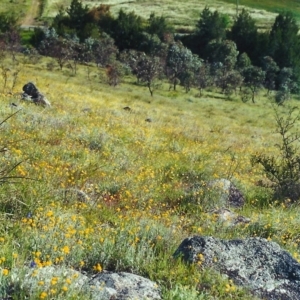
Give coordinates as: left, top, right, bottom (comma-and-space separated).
21, 0, 41, 26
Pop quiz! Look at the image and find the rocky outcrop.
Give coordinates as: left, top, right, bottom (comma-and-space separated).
210, 208, 250, 226
90, 271, 162, 300
22, 82, 51, 107
174, 236, 300, 300
9, 267, 161, 300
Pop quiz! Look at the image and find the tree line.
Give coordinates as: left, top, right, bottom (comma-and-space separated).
1, 0, 300, 102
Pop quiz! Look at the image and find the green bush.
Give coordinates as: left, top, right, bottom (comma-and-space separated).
252, 106, 300, 203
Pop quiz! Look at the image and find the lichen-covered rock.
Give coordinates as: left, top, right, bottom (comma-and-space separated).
174, 236, 300, 299
207, 179, 245, 208
210, 208, 250, 226
90, 271, 161, 300
8, 267, 161, 300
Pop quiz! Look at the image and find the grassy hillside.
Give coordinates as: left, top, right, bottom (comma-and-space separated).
40, 0, 296, 30
0, 0, 30, 17
0, 53, 299, 298
1, 0, 298, 30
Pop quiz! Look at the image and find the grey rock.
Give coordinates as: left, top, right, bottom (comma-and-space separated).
90, 271, 161, 300
210, 208, 250, 226
22, 82, 51, 107
174, 236, 300, 300
33, 92, 51, 107
21, 92, 33, 102
207, 179, 245, 208
63, 188, 90, 202
9, 267, 161, 300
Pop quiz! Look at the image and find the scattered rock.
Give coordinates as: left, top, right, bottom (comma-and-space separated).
63, 188, 90, 202
9, 267, 161, 300
174, 236, 300, 300
90, 271, 161, 300
207, 179, 245, 208
22, 82, 51, 107
210, 208, 250, 226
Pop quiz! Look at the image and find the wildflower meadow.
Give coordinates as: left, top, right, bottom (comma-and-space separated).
0, 54, 299, 299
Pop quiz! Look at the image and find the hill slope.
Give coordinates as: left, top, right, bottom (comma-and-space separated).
40, 0, 295, 30
0, 55, 299, 298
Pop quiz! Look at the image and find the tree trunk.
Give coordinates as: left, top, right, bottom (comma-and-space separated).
148, 83, 153, 97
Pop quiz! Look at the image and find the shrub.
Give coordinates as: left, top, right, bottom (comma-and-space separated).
251, 106, 300, 203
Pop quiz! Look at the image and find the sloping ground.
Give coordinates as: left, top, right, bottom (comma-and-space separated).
0, 54, 299, 298
21, 0, 41, 27
20, 0, 41, 28
0, 0, 28, 13
43, 0, 278, 30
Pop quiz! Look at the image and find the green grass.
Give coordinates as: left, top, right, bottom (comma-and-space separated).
224, 0, 300, 18
0, 0, 30, 18
0, 50, 298, 299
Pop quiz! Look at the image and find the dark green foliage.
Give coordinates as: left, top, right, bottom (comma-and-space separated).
193, 6, 230, 58
147, 13, 174, 41
0, 12, 18, 33
28, 28, 45, 48
252, 106, 300, 202
139, 33, 165, 56
229, 9, 258, 62
236, 53, 251, 71
51, 0, 99, 42
66, 0, 89, 31
108, 9, 145, 51
269, 12, 299, 68
269, 12, 300, 82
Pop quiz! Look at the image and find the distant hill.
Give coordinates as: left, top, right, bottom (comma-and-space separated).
39, 0, 298, 31
1, 0, 299, 31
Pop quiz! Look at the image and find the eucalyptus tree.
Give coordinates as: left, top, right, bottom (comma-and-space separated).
242, 66, 265, 103
135, 54, 163, 96
195, 62, 212, 96
261, 56, 279, 94
166, 42, 201, 91
207, 39, 240, 94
